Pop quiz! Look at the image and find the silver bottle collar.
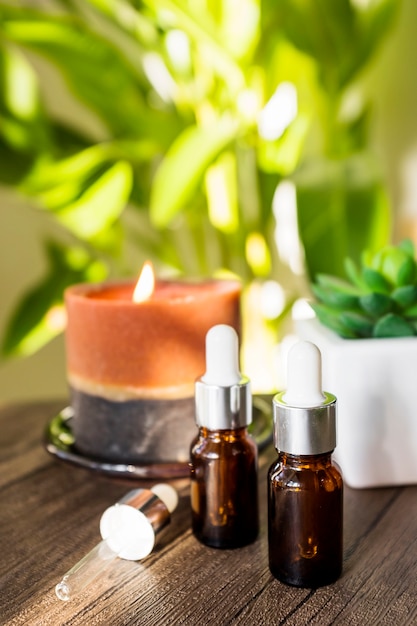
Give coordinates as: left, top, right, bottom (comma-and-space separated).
273, 391, 337, 455
195, 376, 252, 430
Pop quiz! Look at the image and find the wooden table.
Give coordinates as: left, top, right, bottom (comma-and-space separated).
1, 400, 417, 625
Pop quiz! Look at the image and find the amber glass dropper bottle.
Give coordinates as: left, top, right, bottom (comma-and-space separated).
268, 341, 343, 588
190, 324, 259, 549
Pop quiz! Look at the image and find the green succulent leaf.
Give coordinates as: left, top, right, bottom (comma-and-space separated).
404, 303, 417, 318
315, 273, 361, 295
312, 284, 359, 310
310, 303, 357, 338
344, 257, 367, 289
362, 267, 391, 294
339, 312, 374, 337
359, 292, 392, 317
371, 245, 412, 285
397, 256, 416, 286
391, 285, 417, 308
372, 313, 415, 338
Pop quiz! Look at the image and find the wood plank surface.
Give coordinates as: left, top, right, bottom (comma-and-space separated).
0, 401, 416, 625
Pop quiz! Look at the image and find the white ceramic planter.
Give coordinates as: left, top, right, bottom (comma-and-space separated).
296, 314, 417, 488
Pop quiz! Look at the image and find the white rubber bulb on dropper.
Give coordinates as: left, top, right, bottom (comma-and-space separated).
201, 324, 241, 386
151, 483, 178, 514
282, 341, 326, 408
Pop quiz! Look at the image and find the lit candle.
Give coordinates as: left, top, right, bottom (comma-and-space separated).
64, 263, 241, 471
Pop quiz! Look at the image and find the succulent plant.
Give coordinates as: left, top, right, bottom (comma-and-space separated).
311, 239, 417, 339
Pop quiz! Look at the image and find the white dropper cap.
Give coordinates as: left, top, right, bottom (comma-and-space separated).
195, 325, 251, 430
100, 483, 178, 560
55, 484, 178, 601
99, 504, 155, 561
283, 341, 326, 408
273, 341, 337, 455
202, 324, 241, 386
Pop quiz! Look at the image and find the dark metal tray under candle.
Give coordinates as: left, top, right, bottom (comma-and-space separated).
44, 396, 272, 479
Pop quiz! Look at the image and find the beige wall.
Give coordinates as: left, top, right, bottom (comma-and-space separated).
1, 0, 417, 403
0, 189, 67, 403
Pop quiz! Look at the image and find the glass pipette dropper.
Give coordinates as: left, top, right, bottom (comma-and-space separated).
55, 483, 178, 601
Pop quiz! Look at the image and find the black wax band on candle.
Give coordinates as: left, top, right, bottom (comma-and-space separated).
70, 387, 195, 464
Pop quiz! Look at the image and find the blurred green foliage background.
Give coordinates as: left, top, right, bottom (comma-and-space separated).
0, 0, 403, 377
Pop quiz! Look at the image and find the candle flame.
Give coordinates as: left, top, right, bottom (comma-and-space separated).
133, 261, 155, 303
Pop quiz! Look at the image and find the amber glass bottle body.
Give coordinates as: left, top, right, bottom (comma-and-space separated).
268, 452, 343, 588
190, 426, 258, 549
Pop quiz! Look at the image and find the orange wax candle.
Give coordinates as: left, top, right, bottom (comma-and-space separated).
64, 272, 241, 468
65, 278, 241, 400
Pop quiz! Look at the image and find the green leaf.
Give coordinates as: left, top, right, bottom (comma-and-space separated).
150, 118, 239, 227
0, 137, 34, 184
316, 273, 360, 295
1, 285, 62, 358
265, 0, 397, 93
295, 154, 391, 280
24, 141, 159, 212
353, 0, 399, 88
371, 245, 413, 285
2, 13, 158, 138
397, 256, 416, 286
1, 242, 107, 357
0, 43, 51, 154
310, 303, 357, 338
339, 312, 373, 337
258, 114, 310, 176
373, 313, 415, 338
0, 39, 39, 121
359, 293, 392, 317
56, 161, 133, 239
344, 257, 366, 289
142, 0, 245, 87
206, 151, 239, 233
49, 412, 75, 449
80, 0, 158, 47
391, 286, 417, 309
267, 0, 356, 91
404, 303, 417, 319
37, 179, 85, 211
26, 146, 110, 191
362, 267, 391, 294
312, 283, 358, 309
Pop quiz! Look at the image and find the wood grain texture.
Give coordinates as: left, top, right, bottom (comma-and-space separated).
1, 401, 417, 625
